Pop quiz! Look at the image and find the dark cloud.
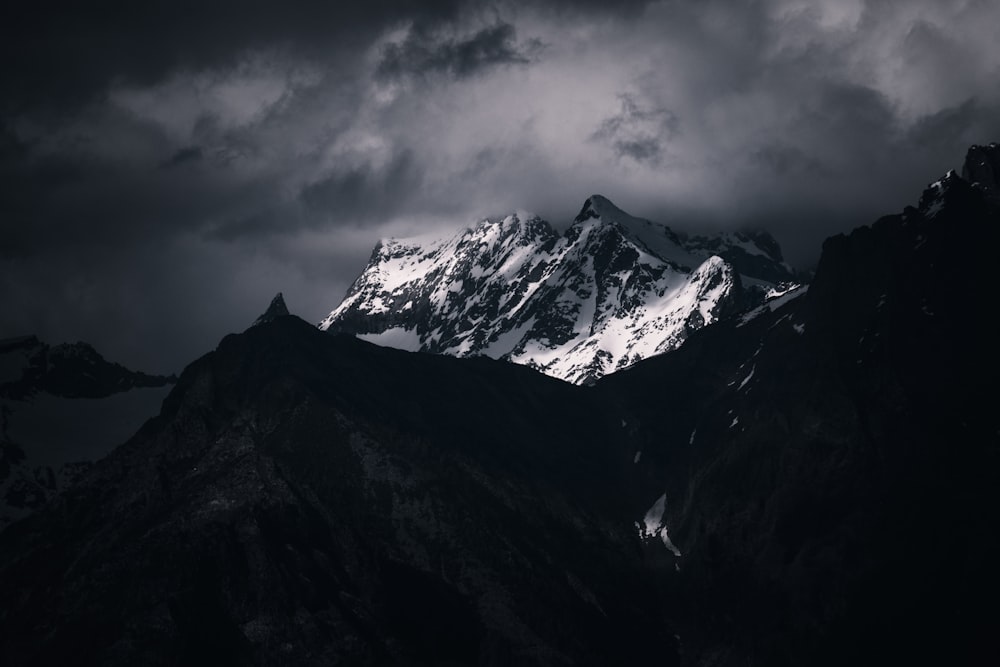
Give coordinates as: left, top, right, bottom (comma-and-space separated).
0, 1, 466, 114
377, 22, 543, 81
591, 94, 679, 165
159, 146, 203, 169
750, 144, 831, 178
300, 149, 423, 223
2, 0, 1000, 374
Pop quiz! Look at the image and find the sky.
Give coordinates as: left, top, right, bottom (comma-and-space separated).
3, 0, 1000, 374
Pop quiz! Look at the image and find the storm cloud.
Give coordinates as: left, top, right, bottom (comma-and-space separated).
591, 94, 680, 166
376, 21, 543, 81
3, 0, 1000, 372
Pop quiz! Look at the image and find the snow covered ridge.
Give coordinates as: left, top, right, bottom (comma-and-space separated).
319, 195, 798, 384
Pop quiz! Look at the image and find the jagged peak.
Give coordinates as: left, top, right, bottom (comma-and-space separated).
574, 194, 626, 224
465, 211, 554, 241
252, 292, 290, 328
962, 142, 1000, 198
372, 213, 555, 260
917, 169, 966, 216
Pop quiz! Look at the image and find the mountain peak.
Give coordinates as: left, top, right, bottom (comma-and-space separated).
962, 142, 1000, 202
319, 196, 796, 383
252, 292, 290, 327
574, 194, 621, 224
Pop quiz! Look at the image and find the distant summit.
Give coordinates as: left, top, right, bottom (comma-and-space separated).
319, 196, 797, 384
251, 292, 290, 328
1, 335, 175, 530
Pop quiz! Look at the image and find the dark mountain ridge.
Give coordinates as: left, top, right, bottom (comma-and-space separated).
0, 316, 670, 665
1, 336, 177, 529
0, 335, 175, 401
598, 143, 1000, 664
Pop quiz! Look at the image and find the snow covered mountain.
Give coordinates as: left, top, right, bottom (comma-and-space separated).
320, 195, 797, 384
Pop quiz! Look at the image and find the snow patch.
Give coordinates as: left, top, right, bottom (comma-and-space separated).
642, 493, 682, 557
357, 327, 423, 352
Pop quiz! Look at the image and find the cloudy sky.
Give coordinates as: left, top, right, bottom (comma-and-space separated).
3, 0, 1000, 373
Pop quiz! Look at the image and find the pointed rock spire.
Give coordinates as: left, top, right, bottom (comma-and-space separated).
962, 142, 1000, 203
252, 292, 290, 327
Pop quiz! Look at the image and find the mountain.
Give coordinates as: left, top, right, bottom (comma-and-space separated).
0, 336, 175, 529
251, 292, 290, 328
597, 143, 1000, 664
0, 315, 673, 666
963, 141, 1000, 204
1, 145, 997, 665
320, 195, 797, 384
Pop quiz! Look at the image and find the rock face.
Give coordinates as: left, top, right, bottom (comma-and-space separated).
250, 292, 290, 328
961, 142, 1000, 202
0, 336, 175, 529
599, 160, 1000, 665
320, 195, 796, 384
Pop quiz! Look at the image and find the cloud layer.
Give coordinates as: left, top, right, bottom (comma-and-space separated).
3, 0, 1000, 371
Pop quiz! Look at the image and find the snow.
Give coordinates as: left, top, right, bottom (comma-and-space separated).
320, 196, 792, 384
729, 416, 740, 428
660, 531, 683, 558
764, 283, 799, 300
633, 451, 642, 464
689, 429, 697, 445
766, 285, 808, 310
737, 365, 755, 390
792, 323, 805, 335
642, 493, 682, 557
643, 493, 668, 535
723, 232, 770, 258
480, 318, 535, 360
357, 327, 423, 352
738, 285, 808, 327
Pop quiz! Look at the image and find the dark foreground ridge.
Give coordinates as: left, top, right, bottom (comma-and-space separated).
1, 145, 998, 665
598, 145, 1000, 664
0, 316, 669, 665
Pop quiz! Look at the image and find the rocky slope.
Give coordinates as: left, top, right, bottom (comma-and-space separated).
599, 144, 1000, 665
0, 315, 673, 666
320, 195, 796, 384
